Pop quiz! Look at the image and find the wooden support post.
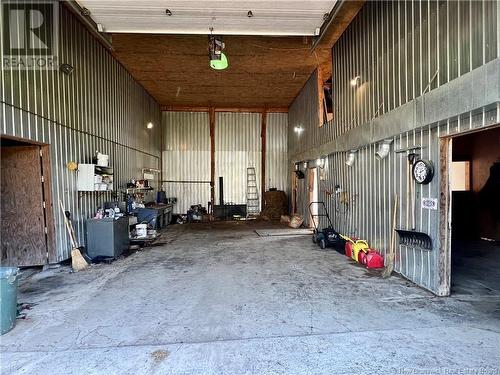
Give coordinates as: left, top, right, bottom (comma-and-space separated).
437, 137, 452, 296
317, 68, 325, 128
261, 110, 267, 212
209, 108, 216, 219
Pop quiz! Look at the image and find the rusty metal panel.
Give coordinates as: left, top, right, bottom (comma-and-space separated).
1, 4, 161, 262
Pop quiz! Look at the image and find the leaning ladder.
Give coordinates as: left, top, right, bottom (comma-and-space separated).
246, 167, 260, 218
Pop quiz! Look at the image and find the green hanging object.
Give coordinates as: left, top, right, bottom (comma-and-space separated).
210, 53, 228, 70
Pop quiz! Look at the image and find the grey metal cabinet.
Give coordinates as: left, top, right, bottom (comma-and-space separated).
86, 217, 129, 259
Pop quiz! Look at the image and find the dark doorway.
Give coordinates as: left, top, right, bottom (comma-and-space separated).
450, 126, 500, 295
1, 136, 55, 266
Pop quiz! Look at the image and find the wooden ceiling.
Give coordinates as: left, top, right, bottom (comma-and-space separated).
111, 34, 330, 109
109, 1, 364, 109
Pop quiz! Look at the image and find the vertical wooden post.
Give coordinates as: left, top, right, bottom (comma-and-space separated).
261, 110, 267, 212
437, 137, 452, 296
317, 68, 324, 128
209, 108, 216, 219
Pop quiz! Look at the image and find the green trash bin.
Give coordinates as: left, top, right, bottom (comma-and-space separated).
0, 267, 19, 335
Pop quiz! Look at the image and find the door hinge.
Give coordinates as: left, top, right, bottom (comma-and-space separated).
40, 149, 43, 157
43, 201, 46, 209
41, 175, 44, 183
44, 227, 48, 234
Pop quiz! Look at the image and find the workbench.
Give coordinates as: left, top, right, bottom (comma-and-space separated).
136, 204, 173, 229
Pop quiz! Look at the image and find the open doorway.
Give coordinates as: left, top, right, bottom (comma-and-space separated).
1, 136, 55, 266
308, 167, 319, 228
449, 126, 500, 295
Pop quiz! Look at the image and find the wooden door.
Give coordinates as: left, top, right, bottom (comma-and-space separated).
1, 146, 47, 266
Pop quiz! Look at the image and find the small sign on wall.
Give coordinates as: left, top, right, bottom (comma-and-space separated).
422, 198, 438, 210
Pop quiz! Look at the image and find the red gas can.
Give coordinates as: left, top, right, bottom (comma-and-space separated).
363, 250, 384, 269
344, 237, 358, 258
345, 242, 353, 258
358, 250, 367, 264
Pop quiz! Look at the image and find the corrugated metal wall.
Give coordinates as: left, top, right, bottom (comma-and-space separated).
1, 4, 161, 262
266, 112, 288, 192
289, 0, 499, 157
288, 71, 332, 158
288, 0, 499, 294
331, 0, 499, 138
215, 112, 262, 205
162, 112, 211, 214
161, 111, 289, 213
319, 107, 498, 292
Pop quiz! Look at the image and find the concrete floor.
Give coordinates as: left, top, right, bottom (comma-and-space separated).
1, 222, 500, 375
452, 239, 500, 295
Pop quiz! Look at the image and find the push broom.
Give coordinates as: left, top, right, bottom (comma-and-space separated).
59, 200, 89, 272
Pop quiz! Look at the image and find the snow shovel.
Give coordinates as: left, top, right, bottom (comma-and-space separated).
395, 154, 433, 250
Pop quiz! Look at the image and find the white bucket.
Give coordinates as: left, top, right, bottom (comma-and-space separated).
136, 224, 147, 238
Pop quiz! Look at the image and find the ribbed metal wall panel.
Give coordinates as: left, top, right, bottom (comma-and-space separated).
317, 106, 498, 293
288, 0, 499, 294
161, 111, 289, 212
266, 112, 288, 192
289, 0, 499, 159
1, 4, 161, 262
330, 0, 498, 139
162, 111, 211, 214
215, 112, 262, 205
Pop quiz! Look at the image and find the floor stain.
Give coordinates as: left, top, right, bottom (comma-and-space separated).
151, 349, 170, 363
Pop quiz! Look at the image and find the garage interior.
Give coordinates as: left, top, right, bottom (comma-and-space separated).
450, 126, 500, 295
1, 1, 500, 374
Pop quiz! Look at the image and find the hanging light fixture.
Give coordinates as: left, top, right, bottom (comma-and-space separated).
294, 125, 304, 134
345, 150, 358, 167
316, 157, 325, 169
208, 32, 228, 70
375, 139, 393, 160
210, 53, 228, 70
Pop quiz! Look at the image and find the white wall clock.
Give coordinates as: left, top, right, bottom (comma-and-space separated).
412, 159, 434, 184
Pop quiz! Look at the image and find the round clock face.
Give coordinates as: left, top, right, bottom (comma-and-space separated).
413, 159, 434, 184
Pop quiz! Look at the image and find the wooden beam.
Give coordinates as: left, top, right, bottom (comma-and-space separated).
261, 110, 267, 211
163, 106, 210, 112
40, 145, 56, 264
317, 68, 324, 128
162, 106, 288, 113
438, 138, 452, 296
209, 107, 216, 218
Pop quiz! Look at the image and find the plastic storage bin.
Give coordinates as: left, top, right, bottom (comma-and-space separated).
0, 267, 19, 335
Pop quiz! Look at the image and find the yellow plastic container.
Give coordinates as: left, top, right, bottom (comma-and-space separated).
351, 240, 369, 262
340, 235, 370, 263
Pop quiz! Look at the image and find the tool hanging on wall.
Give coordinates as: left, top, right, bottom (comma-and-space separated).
395, 153, 433, 250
